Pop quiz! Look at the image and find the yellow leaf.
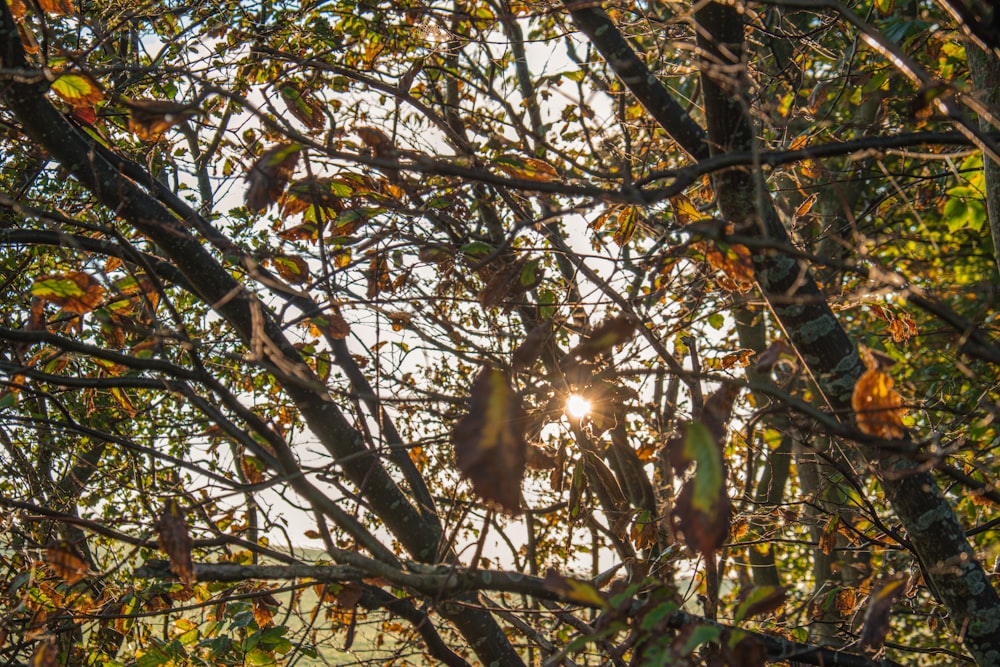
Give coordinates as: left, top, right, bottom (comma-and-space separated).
51, 73, 103, 107
669, 194, 706, 225
543, 569, 610, 609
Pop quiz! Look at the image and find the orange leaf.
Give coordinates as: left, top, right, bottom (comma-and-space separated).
852, 346, 906, 439
31, 272, 105, 314
38, 0, 75, 13
704, 243, 755, 293
452, 365, 527, 514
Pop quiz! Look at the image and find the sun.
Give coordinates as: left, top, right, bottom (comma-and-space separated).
565, 394, 593, 420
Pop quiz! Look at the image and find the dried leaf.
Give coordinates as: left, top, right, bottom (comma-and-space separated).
125, 99, 200, 141
356, 127, 395, 158
794, 193, 818, 219
543, 569, 609, 609
613, 205, 640, 246
38, 0, 75, 13
493, 155, 559, 182
279, 84, 325, 131
859, 578, 905, 653
704, 242, 755, 293
156, 499, 195, 586
819, 515, 839, 555
272, 254, 310, 284
852, 346, 907, 439
45, 541, 89, 585
245, 144, 301, 213
452, 365, 527, 514
32, 272, 105, 314
720, 349, 754, 370
366, 252, 392, 300
570, 315, 637, 360
701, 384, 741, 444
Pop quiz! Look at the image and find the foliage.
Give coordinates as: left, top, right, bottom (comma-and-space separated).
1, 0, 1000, 665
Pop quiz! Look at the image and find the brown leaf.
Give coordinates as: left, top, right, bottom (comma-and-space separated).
720, 349, 754, 370
526, 444, 558, 469
852, 346, 907, 439
819, 515, 838, 555
701, 384, 741, 444
156, 499, 195, 586
125, 99, 200, 141
245, 144, 301, 213
356, 127, 396, 159
512, 320, 554, 370
859, 578, 905, 653
452, 365, 527, 514
570, 315, 637, 360
272, 254, 310, 284
31, 272, 105, 314
366, 252, 392, 300
279, 84, 326, 131
45, 541, 89, 585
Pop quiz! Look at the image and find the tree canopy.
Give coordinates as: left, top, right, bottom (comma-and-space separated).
2, 0, 1000, 665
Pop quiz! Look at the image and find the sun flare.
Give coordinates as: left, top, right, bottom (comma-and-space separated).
565, 394, 593, 420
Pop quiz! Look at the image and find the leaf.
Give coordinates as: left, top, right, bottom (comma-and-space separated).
32, 272, 105, 314
852, 346, 907, 440
125, 99, 200, 141
704, 242, 755, 293
512, 320, 554, 370
543, 569, 610, 609
156, 499, 195, 586
794, 193, 818, 219
671, 421, 730, 557
245, 144, 302, 213
859, 578, 905, 653
819, 514, 839, 555
45, 541, 89, 585
38, 0, 75, 13
570, 315, 637, 360
280, 178, 351, 217
493, 155, 559, 182
720, 349, 754, 370
525, 444, 558, 469
279, 84, 325, 131
356, 127, 395, 158
272, 255, 310, 284
452, 365, 527, 514
31, 640, 58, 667
613, 205, 640, 246
669, 194, 707, 225
734, 586, 786, 623
51, 73, 103, 107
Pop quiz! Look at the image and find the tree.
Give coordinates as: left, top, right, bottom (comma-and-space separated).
1, 0, 999, 664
